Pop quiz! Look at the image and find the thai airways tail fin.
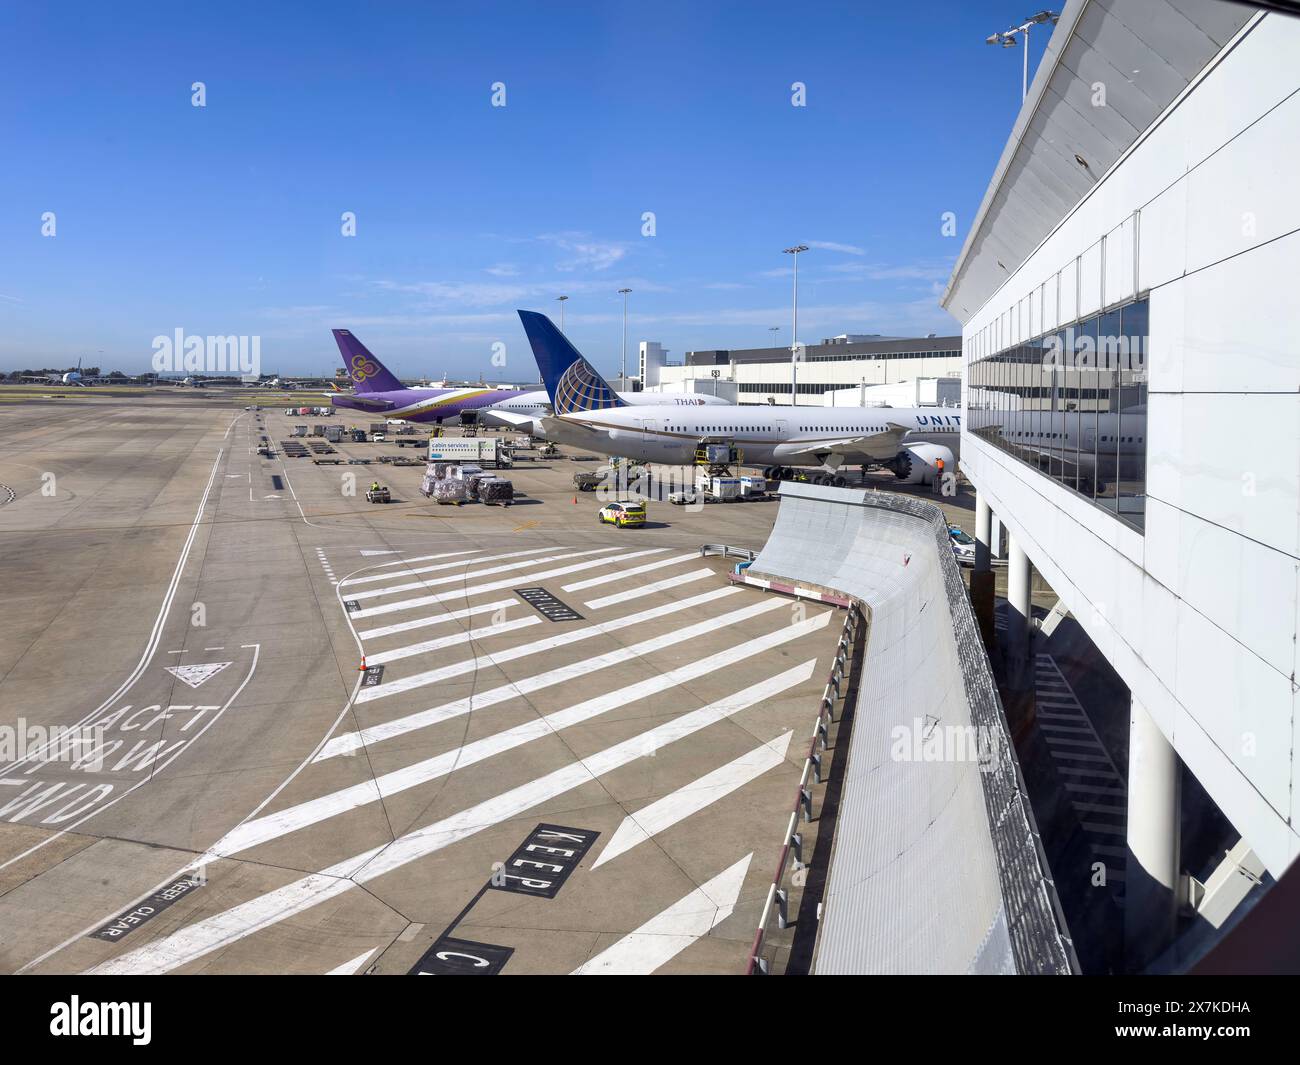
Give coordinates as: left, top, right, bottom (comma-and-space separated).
332, 329, 405, 394
517, 310, 626, 415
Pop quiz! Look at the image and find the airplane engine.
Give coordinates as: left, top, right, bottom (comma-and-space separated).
887, 443, 954, 485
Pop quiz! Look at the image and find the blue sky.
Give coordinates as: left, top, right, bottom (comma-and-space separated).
0, 1, 1050, 379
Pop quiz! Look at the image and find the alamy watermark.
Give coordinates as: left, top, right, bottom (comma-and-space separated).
1041, 327, 1145, 372
890, 716, 1002, 772
0, 719, 107, 771
151, 328, 261, 375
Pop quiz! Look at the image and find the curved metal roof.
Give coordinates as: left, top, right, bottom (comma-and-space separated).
941, 0, 1254, 323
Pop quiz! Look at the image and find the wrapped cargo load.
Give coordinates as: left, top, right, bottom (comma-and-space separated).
433, 478, 468, 505
478, 477, 514, 506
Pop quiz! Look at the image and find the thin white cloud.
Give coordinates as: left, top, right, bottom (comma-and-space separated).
805, 240, 866, 256
537, 231, 629, 272
823, 260, 953, 282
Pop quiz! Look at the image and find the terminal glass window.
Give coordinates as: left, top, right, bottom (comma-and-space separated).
968, 296, 1148, 532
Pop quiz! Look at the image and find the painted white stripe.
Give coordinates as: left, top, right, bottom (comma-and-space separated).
356, 588, 784, 705
583, 569, 711, 611
356, 599, 518, 641
591, 733, 793, 870
326, 948, 377, 975
320, 586, 744, 758
365, 616, 542, 666
87, 846, 387, 976
356, 662, 816, 881
562, 552, 697, 592
90, 665, 813, 975
352, 548, 666, 619
368, 549, 481, 569
341, 548, 553, 588
215, 617, 827, 855
572, 854, 753, 975
346, 547, 628, 602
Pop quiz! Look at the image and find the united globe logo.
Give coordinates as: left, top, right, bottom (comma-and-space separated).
555, 358, 619, 415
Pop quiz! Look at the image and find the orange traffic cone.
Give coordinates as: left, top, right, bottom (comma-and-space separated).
572, 496, 578, 505
358, 655, 367, 672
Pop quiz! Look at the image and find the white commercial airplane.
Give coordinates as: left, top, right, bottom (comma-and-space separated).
517, 310, 959, 485
329, 328, 728, 430
476, 386, 729, 435
31, 358, 94, 386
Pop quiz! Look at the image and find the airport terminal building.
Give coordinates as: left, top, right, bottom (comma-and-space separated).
944, 0, 1298, 968
641, 335, 963, 405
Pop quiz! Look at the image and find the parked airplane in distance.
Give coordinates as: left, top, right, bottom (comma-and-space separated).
329, 330, 533, 425
328, 329, 728, 431
28, 357, 99, 386
516, 310, 960, 485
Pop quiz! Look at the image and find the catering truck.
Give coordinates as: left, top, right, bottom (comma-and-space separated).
426, 437, 513, 469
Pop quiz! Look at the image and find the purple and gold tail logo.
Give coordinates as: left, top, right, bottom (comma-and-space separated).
350, 353, 380, 383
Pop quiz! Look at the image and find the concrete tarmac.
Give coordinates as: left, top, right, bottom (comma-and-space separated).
0, 393, 843, 975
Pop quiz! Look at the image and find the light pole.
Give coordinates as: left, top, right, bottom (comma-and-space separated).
618, 288, 632, 386
556, 294, 569, 334
986, 10, 1059, 101
768, 326, 780, 348
782, 244, 808, 406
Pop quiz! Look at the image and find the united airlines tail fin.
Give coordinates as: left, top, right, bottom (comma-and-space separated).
332, 329, 405, 394
517, 311, 627, 415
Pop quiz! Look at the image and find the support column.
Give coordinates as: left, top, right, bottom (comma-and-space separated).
970, 491, 996, 649
1125, 697, 1181, 971
1001, 533, 1035, 735
975, 492, 992, 571
1005, 534, 1032, 681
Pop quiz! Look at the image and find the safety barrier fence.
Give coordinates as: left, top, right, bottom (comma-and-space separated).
699, 543, 757, 562
745, 601, 863, 975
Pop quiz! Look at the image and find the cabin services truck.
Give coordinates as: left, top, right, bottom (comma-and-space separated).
426, 437, 513, 469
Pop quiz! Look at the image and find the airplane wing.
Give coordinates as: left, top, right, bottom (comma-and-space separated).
334, 393, 395, 411
478, 409, 538, 432
771, 423, 909, 464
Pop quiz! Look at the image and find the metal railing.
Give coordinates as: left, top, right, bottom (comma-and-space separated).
699, 543, 757, 561
746, 602, 863, 975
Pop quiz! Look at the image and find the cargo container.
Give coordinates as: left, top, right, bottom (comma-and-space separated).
696, 474, 742, 502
